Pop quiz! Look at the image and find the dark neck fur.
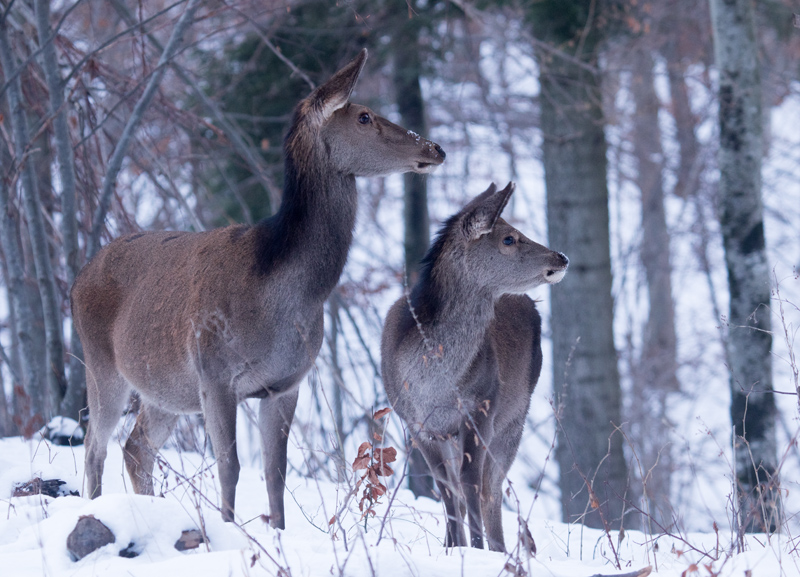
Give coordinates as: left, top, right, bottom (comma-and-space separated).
253, 119, 357, 300
410, 216, 495, 331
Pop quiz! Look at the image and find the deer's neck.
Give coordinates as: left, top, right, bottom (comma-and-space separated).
410, 264, 497, 375
254, 150, 357, 301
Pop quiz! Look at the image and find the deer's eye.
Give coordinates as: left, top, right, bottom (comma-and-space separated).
503, 236, 515, 246
358, 113, 371, 125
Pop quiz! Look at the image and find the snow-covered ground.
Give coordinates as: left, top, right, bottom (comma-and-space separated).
1, 435, 797, 577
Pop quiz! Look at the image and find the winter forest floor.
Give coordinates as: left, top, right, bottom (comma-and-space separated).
1, 435, 798, 577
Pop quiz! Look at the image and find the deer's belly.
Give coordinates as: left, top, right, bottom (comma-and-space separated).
112, 298, 324, 407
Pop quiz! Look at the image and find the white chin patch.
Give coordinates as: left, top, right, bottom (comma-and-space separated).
546, 269, 566, 284
414, 162, 439, 174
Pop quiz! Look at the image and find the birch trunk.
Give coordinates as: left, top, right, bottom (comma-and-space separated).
709, 0, 781, 534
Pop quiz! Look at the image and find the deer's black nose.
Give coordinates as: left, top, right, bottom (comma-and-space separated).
558, 252, 569, 266
434, 144, 446, 159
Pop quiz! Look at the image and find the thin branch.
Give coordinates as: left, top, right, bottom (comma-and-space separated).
108, 0, 282, 218
0, 0, 85, 100
223, 0, 315, 90
87, 0, 201, 259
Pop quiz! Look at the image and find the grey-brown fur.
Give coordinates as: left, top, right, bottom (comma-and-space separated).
71, 49, 444, 528
381, 182, 567, 551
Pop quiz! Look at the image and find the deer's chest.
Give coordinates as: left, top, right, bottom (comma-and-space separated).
394, 339, 501, 437
188, 301, 325, 397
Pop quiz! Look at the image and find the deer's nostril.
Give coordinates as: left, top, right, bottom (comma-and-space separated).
434, 144, 446, 159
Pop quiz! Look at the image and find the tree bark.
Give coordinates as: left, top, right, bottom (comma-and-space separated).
0, 166, 42, 431
532, 2, 629, 527
34, 0, 86, 421
392, 5, 436, 501
664, 50, 701, 199
0, 10, 65, 421
0, 341, 11, 436
709, 0, 781, 534
630, 49, 678, 529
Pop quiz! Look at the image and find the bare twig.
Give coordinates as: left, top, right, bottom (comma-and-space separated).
87, 0, 201, 259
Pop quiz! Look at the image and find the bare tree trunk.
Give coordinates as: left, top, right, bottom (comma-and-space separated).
392, 6, 436, 501
34, 0, 86, 422
395, 63, 430, 284
533, 17, 629, 526
629, 49, 678, 529
0, 11, 65, 421
0, 344, 10, 436
0, 253, 23, 436
664, 51, 701, 199
87, 0, 201, 260
709, 0, 781, 534
0, 202, 35, 436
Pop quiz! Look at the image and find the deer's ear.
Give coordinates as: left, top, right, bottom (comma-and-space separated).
461, 182, 515, 240
309, 48, 367, 122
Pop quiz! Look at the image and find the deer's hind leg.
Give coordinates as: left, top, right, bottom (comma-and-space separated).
124, 402, 179, 496
481, 454, 507, 552
481, 414, 526, 553
84, 358, 130, 499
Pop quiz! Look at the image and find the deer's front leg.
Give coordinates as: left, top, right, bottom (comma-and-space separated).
201, 383, 240, 522
462, 415, 492, 549
419, 434, 468, 547
259, 388, 299, 529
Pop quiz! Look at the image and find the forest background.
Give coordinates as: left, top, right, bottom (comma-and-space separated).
0, 0, 799, 553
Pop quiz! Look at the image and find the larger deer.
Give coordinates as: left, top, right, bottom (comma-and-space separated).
72, 49, 444, 528
381, 182, 568, 551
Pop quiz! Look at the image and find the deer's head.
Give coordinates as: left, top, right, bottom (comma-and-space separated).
446, 182, 569, 296
288, 49, 445, 177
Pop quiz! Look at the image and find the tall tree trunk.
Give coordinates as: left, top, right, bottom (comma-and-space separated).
0, 175, 41, 433
531, 1, 629, 528
664, 50, 701, 199
630, 49, 678, 529
0, 11, 65, 421
392, 5, 436, 501
709, 0, 781, 534
0, 345, 10, 436
34, 0, 86, 422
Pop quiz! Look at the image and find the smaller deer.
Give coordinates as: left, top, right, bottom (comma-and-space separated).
381, 182, 568, 551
